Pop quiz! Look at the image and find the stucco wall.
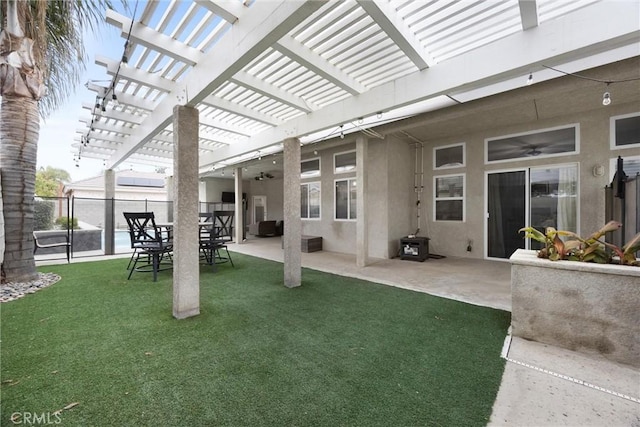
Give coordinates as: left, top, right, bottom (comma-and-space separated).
384, 136, 414, 258
421, 97, 640, 259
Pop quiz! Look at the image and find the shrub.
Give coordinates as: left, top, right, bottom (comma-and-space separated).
34, 199, 55, 230
55, 216, 79, 229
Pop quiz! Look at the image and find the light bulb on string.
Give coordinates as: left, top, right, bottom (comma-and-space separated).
526, 73, 533, 85
602, 91, 611, 106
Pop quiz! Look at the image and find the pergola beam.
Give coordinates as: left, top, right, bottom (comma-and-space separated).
200, 0, 640, 166
518, 0, 539, 30
194, 0, 244, 24
356, 0, 433, 69
107, 0, 327, 170
106, 9, 202, 66
274, 36, 367, 95
229, 70, 316, 113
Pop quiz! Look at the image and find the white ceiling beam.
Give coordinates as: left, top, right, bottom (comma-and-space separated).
194, 0, 244, 24
519, 0, 539, 30
230, 70, 317, 113
79, 120, 133, 137
86, 82, 156, 111
201, 0, 640, 165
197, 114, 253, 137
107, 0, 327, 169
356, 0, 433, 69
274, 36, 367, 95
200, 95, 284, 127
106, 9, 202, 65
147, 128, 232, 148
75, 132, 125, 145
82, 103, 146, 125
95, 55, 176, 92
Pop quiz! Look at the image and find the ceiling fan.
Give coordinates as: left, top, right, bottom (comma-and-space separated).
525, 146, 542, 156
254, 172, 274, 181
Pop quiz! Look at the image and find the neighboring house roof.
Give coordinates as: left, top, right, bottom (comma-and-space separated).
63, 170, 167, 196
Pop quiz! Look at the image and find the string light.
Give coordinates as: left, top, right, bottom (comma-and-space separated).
540, 65, 640, 107
76, 0, 139, 165
526, 73, 533, 85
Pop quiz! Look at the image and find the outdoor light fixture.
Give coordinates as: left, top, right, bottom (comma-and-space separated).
526, 73, 533, 85
340, 125, 344, 139
602, 91, 611, 106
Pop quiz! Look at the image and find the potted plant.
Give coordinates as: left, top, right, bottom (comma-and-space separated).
519, 220, 640, 265
510, 221, 640, 368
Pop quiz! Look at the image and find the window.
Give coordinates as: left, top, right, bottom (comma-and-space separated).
301, 182, 321, 219
334, 150, 356, 174
335, 178, 356, 220
434, 174, 464, 221
486, 125, 578, 163
301, 158, 321, 178
530, 165, 578, 235
610, 112, 640, 149
434, 143, 465, 169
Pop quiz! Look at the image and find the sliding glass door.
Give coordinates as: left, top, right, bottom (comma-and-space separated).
487, 170, 527, 259
487, 164, 578, 259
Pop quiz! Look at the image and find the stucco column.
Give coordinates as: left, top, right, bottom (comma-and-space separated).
234, 167, 244, 244
104, 169, 116, 255
356, 135, 369, 267
172, 105, 200, 319
283, 137, 301, 288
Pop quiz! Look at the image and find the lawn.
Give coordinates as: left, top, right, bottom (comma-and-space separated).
1, 254, 510, 426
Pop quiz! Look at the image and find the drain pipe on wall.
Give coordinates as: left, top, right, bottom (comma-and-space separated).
413, 141, 424, 236
400, 131, 426, 238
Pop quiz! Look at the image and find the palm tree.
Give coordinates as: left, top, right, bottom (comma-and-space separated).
0, 0, 113, 282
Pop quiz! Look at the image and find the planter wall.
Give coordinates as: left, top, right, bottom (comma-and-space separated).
510, 249, 640, 368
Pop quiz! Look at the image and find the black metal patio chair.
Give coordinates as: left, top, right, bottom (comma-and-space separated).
123, 212, 173, 281
199, 212, 234, 272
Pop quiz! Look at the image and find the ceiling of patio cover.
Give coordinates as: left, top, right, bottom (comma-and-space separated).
74, 0, 640, 174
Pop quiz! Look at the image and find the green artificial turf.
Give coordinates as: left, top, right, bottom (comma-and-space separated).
1, 254, 510, 426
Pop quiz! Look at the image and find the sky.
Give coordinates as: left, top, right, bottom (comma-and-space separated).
36, 2, 156, 183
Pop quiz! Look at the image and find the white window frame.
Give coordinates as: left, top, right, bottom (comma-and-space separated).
610, 112, 640, 150
485, 124, 580, 164
334, 150, 357, 174
434, 142, 466, 170
334, 178, 357, 221
433, 173, 465, 222
301, 181, 321, 220
301, 157, 321, 179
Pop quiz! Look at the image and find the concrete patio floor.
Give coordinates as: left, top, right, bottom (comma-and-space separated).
36, 237, 639, 426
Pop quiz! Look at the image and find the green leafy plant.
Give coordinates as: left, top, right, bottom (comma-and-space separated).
55, 216, 79, 229
520, 221, 640, 266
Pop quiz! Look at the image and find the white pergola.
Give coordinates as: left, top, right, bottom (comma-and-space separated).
75, 0, 640, 318
76, 0, 640, 174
